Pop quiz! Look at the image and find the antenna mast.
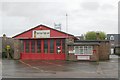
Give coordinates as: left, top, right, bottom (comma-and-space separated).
66, 13, 68, 33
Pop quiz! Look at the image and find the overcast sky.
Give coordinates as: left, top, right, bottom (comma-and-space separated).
0, 0, 119, 37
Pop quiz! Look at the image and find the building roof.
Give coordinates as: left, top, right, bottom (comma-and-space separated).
75, 40, 110, 43
107, 34, 120, 46
12, 24, 74, 38
16, 37, 67, 40
68, 43, 100, 46
68, 40, 109, 46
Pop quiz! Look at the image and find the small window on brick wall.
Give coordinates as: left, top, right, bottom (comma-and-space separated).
74, 46, 93, 55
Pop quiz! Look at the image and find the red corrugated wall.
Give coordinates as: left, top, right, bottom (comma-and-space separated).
14, 25, 74, 60
14, 25, 70, 39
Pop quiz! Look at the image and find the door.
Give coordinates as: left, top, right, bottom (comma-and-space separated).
20, 39, 66, 60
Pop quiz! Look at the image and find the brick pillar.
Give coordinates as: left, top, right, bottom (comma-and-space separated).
14, 39, 21, 59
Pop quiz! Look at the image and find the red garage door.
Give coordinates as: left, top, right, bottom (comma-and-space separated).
20, 39, 66, 60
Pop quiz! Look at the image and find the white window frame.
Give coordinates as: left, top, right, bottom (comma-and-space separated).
74, 46, 93, 55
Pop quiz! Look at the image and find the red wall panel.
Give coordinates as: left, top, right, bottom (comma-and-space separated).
14, 25, 73, 60
20, 53, 65, 60
14, 25, 71, 39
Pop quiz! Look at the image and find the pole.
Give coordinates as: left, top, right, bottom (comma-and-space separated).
66, 13, 68, 33
66, 13, 69, 60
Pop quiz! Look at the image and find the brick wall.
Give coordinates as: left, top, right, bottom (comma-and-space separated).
13, 39, 22, 59
2, 37, 21, 59
67, 54, 77, 61
90, 45, 99, 61
99, 41, 110, 60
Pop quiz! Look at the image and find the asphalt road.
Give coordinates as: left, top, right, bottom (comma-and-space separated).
1, 55, 119, 78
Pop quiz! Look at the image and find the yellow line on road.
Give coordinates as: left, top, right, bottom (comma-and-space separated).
19, 60, 41, 70
19, 60, 57, 73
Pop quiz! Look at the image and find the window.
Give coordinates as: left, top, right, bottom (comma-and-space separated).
21, 41, 24, 52
84, 46, 87, 54
31, 40, 35, 53
74, 46, 79, 54
50, 40, 54, 53
25, 40, 30, 53
44, 40, 48, 53
87, 46, 93, 54
37, 40, 41, 53
56, 39, 61, 46
74, 46, 93, 55
79, 46, 84, 54
56, 39, 61, 53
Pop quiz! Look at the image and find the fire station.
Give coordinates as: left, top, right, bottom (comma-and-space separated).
12, 24, 110, 61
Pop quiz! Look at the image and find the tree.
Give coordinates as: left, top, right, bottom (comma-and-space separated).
85, 31, 106, 40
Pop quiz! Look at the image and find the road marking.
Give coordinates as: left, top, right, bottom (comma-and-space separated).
19, 60, 55, 73
19, 60, 57, 73
19, 60, 41, 70
19, 60, 100, 74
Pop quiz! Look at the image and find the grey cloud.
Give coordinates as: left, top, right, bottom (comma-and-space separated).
1, 1, 118, 37
101, 4, 115, 10
2, 2, 67, 36
80, 2, 100, 11
2, 2, 67, 17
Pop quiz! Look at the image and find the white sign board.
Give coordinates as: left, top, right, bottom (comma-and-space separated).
77, 56, 90, 60
33, 30, 50, 38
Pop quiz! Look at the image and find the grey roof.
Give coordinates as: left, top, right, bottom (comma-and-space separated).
107, 34, 120, 41
68, 43, 100, 46
107, 34, 120, 46
75, 40, 110, 43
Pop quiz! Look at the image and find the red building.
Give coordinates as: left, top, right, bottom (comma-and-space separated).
13, 24, 75, 60
12, 24, 110, 61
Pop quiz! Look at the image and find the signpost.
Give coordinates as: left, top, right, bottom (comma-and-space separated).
6, 45, 10, 59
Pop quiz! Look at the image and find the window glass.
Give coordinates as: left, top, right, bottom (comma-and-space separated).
21, 41, 24, 52
74, 46, 93, 55
84, 46, 87, 54
50, 39, 54, 53
87, 46, 93, 54
56, 39, 61, 53
25, 40, 30, 53
44, 40, 48, 53
37, 40, 41, 53
31, 40, 35, 53
74, 46, 80, 54
56, 39, 61, 46
79, 46, 84, 54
